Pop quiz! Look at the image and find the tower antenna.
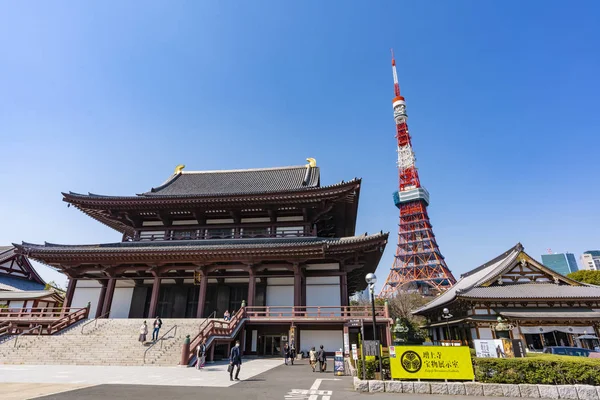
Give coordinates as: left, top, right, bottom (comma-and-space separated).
380, 50, 456, 297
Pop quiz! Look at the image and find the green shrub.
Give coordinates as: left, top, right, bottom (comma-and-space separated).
356, 357, 390, 380
474, 355, 600, 385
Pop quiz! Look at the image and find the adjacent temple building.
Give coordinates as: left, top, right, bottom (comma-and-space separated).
17, 160, 390, 357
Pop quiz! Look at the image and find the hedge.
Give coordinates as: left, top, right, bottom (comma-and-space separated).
356, 356, 390, 380
474, 355, 600, 385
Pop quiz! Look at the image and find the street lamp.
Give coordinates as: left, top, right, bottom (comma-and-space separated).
442, 307, 453, 342
393, 317, 409, 345
365, 273, 383, 378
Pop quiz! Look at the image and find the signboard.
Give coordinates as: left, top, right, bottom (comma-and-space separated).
389, 346, 474, 380
193, 271, 202, 285
343, 333, 350, 355
347, 319, 361, 327
363, 340, 380, 356
334, 351, 345, 376
474, 339, 525, 358
351, 344, 358, 360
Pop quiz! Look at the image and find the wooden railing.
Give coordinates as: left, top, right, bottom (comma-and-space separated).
245, 305, 387, 319
0, 306, 90, 335
0, 307, 87, 319
135, 227, 314, 242
187, 308, 246, 365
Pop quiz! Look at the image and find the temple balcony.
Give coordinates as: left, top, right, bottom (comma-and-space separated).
131, 226, 317, 242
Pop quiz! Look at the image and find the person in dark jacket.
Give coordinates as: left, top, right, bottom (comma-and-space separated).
152, 316, 162, 341
283, 343, 290, 365
317, 345, 327, 373
229, 340, 242, 381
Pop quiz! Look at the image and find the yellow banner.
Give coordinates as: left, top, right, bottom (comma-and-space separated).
389, 346, 474, 380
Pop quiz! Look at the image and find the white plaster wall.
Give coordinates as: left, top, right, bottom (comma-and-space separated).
471, 328, 479, 340
10, 301, 24, 309
71, 287, 102, 319
109, 287, 134, 318
300, 330, 343, 353
479, 327, 494, 339
266, 286, 293, 307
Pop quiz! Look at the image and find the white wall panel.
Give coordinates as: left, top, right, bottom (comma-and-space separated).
306, 285, 340, 308
71, 287, 102, 319
266, 286, 293, 307
110, 287, 134, 318
300, 330, 343, 353
479, 327, 494, 339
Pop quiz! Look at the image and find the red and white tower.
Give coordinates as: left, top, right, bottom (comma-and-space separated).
380, 51, 456, 297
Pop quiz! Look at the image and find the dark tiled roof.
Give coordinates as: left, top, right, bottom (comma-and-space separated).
0, 275, 46, 291
0, 290, 61, 301
460, 283, 600, 299
18, 234, 386, 253
143, 165, 320, 197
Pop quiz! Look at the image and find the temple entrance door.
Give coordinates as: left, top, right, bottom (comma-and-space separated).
263, 335, 282, 356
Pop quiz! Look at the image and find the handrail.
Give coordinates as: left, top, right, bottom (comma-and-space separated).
144, 325, 178, 364
245, 305, 387, 319
0, 307, 87, 319
187, 308, 246, 364
47, 306, 89, 334
4, 324, 43, 348
0, 321, 10, 337
81, 311, 111, 334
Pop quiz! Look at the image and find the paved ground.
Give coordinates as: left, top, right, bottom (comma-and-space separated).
2, 359, 523, 400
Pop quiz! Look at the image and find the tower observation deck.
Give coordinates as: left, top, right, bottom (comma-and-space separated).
380, 52, 456, 297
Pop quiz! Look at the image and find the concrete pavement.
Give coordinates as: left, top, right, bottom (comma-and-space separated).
28, 359, 523, 400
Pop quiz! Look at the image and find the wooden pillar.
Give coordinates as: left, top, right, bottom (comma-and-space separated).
95, 281, 108, 318
293, 267, 302, 307
101, 278, 117, 317
247, 270, 256, 307
196, 272, 207, 318
210, 342, 215, 361
340, 274, 348, 307
62, 278, 78, 312
148, 276, 161, 318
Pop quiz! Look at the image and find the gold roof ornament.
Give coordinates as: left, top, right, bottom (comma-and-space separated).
306, 158, 317, 168
174, 164, 186, 174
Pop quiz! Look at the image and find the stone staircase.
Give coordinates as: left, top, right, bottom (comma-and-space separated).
0, 318, 210, 366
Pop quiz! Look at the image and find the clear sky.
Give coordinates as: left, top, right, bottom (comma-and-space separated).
1, 1, 599, 290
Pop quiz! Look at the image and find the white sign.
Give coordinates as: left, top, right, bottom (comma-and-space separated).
474, 339, 505, 358
343, 333, 350, 355
351, 349, 358, 360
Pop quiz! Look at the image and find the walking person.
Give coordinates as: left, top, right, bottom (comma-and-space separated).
152, 316, 162, 342
196, 341, 207, 370
317, 345, 327, 373
290, 341, 296, 365
228, 340, 242, 381
283, 343, 290, 365
138, 321, 148, 345
309, 347, 317, 372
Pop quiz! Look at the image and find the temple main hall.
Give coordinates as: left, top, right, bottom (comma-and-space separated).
17, 159, 390, 356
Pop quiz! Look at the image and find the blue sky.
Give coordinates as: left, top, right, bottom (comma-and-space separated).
1, 1, 599, 289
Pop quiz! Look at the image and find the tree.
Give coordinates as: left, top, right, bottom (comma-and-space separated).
567, 270, 600, 286
44, 280, 65, 293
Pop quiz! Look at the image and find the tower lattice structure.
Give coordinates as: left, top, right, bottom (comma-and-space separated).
380, 52, 456, 297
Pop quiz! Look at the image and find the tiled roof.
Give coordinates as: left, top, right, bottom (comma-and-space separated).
0, 246, 16, 263
460, 283, 600, 299
0, 275, 46, 291
413, 244, 523, 314
0, 290, 60, 301
142, 165, 320, 196
17, 234, 387, 253
495, 308, 600, 319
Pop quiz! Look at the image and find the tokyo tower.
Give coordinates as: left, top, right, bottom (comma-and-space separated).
379, 51, 456, 297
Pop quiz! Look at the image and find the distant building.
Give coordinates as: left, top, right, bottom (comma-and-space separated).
541, 252, 579, 276
580, 251, 600, 271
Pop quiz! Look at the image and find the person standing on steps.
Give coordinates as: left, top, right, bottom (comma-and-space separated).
152, 316, 162, 342
229, 340, 242, 381
309, 347, 317, 372
138, 321, 148, 344
317, 345, 327, 373
224, 310, 231, 321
